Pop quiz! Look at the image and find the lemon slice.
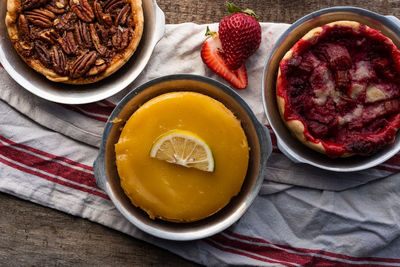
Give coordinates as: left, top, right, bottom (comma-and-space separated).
150, 130, 215, 172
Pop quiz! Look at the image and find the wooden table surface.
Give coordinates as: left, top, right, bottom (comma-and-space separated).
1, 0, 398, 266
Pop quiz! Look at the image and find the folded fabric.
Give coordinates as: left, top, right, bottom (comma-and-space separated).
1, 23, 400, 265
1, 23, 398, 192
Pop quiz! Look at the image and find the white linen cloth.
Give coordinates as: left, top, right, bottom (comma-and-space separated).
1, 23, 400, 266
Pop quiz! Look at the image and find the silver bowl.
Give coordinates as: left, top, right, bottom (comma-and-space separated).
0, 0, 165, 104
93, 74, 272, 240
262, 7, 400, 172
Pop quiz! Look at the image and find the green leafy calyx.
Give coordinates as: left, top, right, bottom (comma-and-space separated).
226, 2, 259, 21
205, 26, 217, 37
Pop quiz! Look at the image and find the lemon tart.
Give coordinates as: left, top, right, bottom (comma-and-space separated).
115, 92, 249, 222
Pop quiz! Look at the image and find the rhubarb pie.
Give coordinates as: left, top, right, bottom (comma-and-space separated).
5, 0, 144, 84
277, 21, 400, 157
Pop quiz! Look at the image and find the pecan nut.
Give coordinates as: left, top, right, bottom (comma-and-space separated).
94, 0, 112, 26
115, 4, 130, 26
58, 31, 77, 55
69, 0, 95, 23
103, 0, 124, 13
17, 15, 30, 41
38, 28, 60, 44
70, 51, 97, 78
96, 23, 109, 42
22, 0, 49, 11
74, 21, 91, 47
34, 43, 52, 67
55, 0, 67, 8
89, 24, 107, 56
25, 8, 55, 28
88, 58, 107, 76
45, 2, 66, 14
51, 46, 67, 75
112, 27, 129, 50
54, 11, 74, 31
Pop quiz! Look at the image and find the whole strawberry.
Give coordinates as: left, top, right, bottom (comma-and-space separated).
219, 3, 261, 70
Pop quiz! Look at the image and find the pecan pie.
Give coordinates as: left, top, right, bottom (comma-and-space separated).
277, 21, 400, 157
5, 0, 144, 84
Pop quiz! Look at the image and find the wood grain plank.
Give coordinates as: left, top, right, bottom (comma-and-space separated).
0, 193, 197, 266
157, 0, 400, 24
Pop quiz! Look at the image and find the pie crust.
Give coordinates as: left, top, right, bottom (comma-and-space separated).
5, 0, 144, 84
277, 21, 400, 157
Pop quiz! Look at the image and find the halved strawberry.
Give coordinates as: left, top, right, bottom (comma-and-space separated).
201, 29, 248, 89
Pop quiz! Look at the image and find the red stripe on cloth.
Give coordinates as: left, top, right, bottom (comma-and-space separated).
263, 124, 280, 153
211, 234, 308, 265
0, 135, 92, 171
272, 148, 281, 154
264, 125, 278, 146
99, 99, 116, 108
269, 132, 277, 147
204, 239, 296, 266
60, 104, 108, 122
226, 231, 400, 264
0, 63, 3, 68
215, 233, 391, 267
74, 102, 114, 116
382, 154, 400, 167
0, 157, 108, 199
373, 165, 399, 173
0, 138, 99, 189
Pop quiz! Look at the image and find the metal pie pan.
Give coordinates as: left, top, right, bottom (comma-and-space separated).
94, 74, 272, 241
0, 0, 165, 104
262, 7, 400, 172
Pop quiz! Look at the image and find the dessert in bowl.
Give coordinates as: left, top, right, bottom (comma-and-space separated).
263, 7, 400, 171
0, 0, 165, 104
115, 91, 250, 222
277, 20, 400, 158
94, 74, 272, 240
6, 0, 144, 84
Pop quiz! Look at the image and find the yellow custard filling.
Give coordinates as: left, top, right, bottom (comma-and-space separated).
115, 92, 249, 222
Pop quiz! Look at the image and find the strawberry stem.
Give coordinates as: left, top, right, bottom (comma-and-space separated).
226, 2, 259, 21
205, 26, 217, 37
243, 8, 259, 20
226, 2, 242, 14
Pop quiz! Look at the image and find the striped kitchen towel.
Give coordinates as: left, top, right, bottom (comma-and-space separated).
1, 23, 400, 266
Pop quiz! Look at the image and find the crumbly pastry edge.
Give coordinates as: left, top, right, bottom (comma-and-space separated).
5, 0, 21, 48
5, 0, 144, 84
276, 21, 369, 157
